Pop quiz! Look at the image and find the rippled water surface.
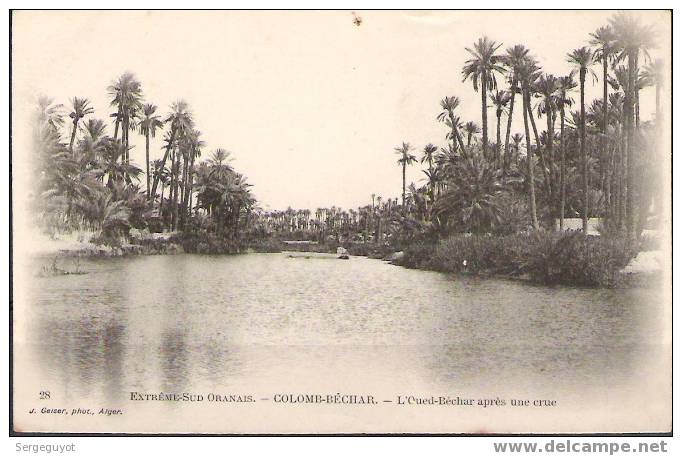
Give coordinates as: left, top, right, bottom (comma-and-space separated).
15, 253, 669, 433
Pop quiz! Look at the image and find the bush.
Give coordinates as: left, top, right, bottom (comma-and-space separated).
526, 232, 636, 287
248, 238, 284, 253
401, 241, 437, 268
173, 232, 242, 254
401, 231, 638, 287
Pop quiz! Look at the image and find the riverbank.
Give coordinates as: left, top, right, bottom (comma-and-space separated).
30, 229, 663, 288
26, 229, 185, 259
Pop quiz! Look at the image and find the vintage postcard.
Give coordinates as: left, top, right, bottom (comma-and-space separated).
10, 10, 672, 434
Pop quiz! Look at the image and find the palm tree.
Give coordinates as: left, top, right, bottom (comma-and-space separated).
137, 103, 164, 200
180, 129, 204, 228
567, 47, 596, 233
35, 96, 64, 133
610, 13, 656, 239
67, 97, 94, 152
523, 71, 551, 204
590, 25, 620, 224
152, 159, 169, 216
433, 152, 507, 233
421, 143, 437, 173
462, 37, 506, 156
490, 90, 511, 165
590, 28, 619, 169
501, 45, 529, 171
534, 74, 559, 204
437, 96, 467, 153
395, 142, 417, 213
421, 143, 438, 206
150, 100, 193, 201
517, 56, 541, 229
99, 139, 142, 186
463, 121, 481, 148
74, 191, 130, 234
556, 73, 577, 230
107, 72, 143, 168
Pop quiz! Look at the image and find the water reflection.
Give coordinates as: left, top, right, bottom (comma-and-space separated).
25, 254, 664, 408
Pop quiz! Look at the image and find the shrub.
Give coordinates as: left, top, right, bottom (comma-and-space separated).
248, 238, 284, 253
401, 231, 638, 287
173, 232, 242, 254
526, 232, 636, 287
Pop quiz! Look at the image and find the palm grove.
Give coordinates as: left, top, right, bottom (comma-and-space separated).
389, 14, 663, 243
31, 13, 664, 279
33, 74, 255, 244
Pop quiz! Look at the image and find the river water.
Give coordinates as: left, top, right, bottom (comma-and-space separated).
13, 253, 670, 433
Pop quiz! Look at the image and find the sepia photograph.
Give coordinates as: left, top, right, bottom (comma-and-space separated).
9, 9, 672, 435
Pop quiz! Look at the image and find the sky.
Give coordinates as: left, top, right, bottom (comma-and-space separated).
11, 10, 671, 213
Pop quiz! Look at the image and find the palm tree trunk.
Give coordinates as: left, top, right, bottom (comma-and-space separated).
172, 147, 181, 231
69, 120, 77, 152
580, 68, 588, 233
545, 102, 556, 218
527, 100, 552, 202
401, 162, 406, 214
122, 115, 130, 183
113, 105, 122, 140
169, 147, 177, 230
496, 111, 502, 167
150, 126, 176, 199
503, 79, 517, 171
179, 149, 190, 230
481, 72, 488, 157
626, 52, 636, 240
602, 58, 610, 225
620, 122, 628, 231
159, 181, 166, 227
559, 108, 566, 230
523, 87, 539, 230
449, 114, 467, 155
145, 132, 151, 200
184, 149, 197, 224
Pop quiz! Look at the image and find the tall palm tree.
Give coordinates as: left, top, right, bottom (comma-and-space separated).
67, 97, 94, 152
180, 129, 205, 227
108, 72, 143, 168
517, 56, 541, 229
462, 37, 506, 156
137, 103, 164, 200
534, 74, 559, 204
590, 25, 620, 224
395, 142, 417, 213
567, 47, 595, 233
556, 73, 577, 230
590, 27, 619, 180
437, 96, 467, 153
490, 90, 511, 166
610, 13, 656, 239
150, 100, 193, 201
501, 45, 530, 170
